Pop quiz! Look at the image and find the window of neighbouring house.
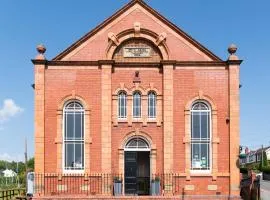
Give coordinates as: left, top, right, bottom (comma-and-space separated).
63, 101, 85, 172
191, 102, 211, 171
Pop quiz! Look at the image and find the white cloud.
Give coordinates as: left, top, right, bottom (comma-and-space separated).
0, 153, 24, 162
0, 99, 23, 124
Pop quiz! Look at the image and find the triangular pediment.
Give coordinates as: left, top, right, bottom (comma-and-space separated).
53, 0, 222, 61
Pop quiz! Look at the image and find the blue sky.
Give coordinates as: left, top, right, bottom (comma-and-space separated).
0, 0, 269, 161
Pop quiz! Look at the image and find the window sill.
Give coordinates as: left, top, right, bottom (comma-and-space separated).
117, 118, 127, 122
63, 170, 85, 174
190, 170, 211, 176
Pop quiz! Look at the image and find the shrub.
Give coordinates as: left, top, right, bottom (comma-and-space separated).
240, 167, 248, 174
262, 166, 270, 174
113, 176, 122, 182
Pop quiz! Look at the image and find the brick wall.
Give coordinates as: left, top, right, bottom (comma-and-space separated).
44, 68, 102, 172
34, 1, 240, 197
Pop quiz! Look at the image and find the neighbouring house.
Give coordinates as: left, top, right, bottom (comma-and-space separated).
266, 147, 270, 160
2, 169, 17, 178
255, 146, 270, 163
240, 146, 270, 165
32, 0, 242, 199
247, 151, 256, 164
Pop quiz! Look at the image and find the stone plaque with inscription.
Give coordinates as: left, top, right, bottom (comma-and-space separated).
123, 47, 151, 58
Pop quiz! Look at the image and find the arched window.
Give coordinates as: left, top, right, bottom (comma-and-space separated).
118, 91, 127, 119
191, 102, 211, 171
125, 137, 150, 151
133, 91, 141, 118
148, 92, 156, 118
63, 101, 84, 171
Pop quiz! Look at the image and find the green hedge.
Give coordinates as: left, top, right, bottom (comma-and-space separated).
240, 167, 248, 174
262, 166, 270, 173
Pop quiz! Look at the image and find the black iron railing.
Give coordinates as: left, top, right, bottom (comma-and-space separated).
33, 173, 187, 196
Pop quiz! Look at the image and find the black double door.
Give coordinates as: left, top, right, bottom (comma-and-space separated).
124, 151, 150, 195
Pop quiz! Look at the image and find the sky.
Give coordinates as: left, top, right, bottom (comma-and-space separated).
0, 0, 269, 161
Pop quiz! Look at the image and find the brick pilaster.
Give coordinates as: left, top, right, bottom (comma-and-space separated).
229, 63, 240, 195
227, 45, 242, 196
163, 64, 174, 173
101, 64, 112, 173
34, 62, 45, 173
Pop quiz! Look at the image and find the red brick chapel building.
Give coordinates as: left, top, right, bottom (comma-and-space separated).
32, 0, 242, 199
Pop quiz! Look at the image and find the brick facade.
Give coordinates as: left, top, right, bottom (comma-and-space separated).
32, 0, 242, 198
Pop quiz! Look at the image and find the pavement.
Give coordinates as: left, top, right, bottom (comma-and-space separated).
260, 178, 270, 200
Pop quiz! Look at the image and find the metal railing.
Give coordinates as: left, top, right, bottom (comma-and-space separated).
34, 173, 122, 196
33, 173, 186, 196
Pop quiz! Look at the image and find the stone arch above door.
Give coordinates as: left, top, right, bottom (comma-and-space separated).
118, 130, 157, 175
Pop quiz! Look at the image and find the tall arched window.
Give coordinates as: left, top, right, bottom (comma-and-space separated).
63, 101, 85, 171
118, 91, 127, 119
133, 91, 141, 118
191, 102, 211, 171
148, 92, 156, 118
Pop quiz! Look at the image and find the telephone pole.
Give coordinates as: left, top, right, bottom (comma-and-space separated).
25, 137, 28, 191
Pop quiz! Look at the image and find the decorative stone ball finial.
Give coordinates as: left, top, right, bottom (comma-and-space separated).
228, 44, 237, 55
37, 44, 46, 55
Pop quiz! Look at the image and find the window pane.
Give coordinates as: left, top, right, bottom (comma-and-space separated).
192, 113, 200, 139
75, 143, 84, 169
138, 139, 147, 148
133, 92, 141, 118
149, 109, 153, 117
66, 114, 74, 140
191, 143, 200, 169
126, 138, 149, 149
118, 92, 127, 118
128, 140, 137, 147
75, 113, 83, 139
201, 112, 209, 139
191, 143, 210, 170
201, 143, 209, 169
65, 143, 74, 168
148, 92, 156, 118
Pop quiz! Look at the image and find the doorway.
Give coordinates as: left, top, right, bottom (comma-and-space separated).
124, 138, 150, 195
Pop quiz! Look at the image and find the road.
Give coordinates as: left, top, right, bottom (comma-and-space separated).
261, 179, 270, 200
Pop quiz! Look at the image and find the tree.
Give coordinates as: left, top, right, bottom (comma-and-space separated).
27, 158, 34, 171
259, 151, 268, 171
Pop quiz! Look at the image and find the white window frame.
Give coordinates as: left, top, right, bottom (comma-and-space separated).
132, 91, 142, 119
148, 91, 156, 119
118, 91, 127, 119
62, 101, 85, 174
190, 102, 212, 174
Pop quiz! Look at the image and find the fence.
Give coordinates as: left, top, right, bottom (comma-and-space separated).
33, 173, 187, 196
0, 188, 25, 200
34, 173, 122, 196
